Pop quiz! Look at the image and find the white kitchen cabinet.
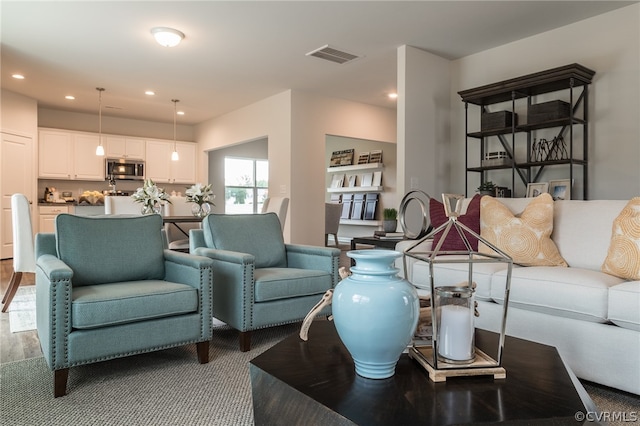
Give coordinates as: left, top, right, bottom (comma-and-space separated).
39, 205, 69, 233
105, 136, 145, 160
145, 139, 196, 184
39, 129, 104, 180
39, 130, 73, 179
73, 133, 104, 180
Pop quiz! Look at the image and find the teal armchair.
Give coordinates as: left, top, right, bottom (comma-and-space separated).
35, 214, 214, 397
191, 213, 340, 351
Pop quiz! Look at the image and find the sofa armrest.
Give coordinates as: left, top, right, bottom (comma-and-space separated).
394, 238, 434, 282
35, 254, 74, 370
285, 244, 340, 287
192, 247, 255, 331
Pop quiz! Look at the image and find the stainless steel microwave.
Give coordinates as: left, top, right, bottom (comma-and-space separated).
105, 158, 145, 180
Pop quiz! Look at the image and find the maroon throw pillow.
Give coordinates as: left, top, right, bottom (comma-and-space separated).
429, 194, 481, 251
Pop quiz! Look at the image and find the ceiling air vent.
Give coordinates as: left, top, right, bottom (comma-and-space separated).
306, 45, 360, 65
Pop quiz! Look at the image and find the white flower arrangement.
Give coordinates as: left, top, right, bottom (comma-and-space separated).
185, 183, 215, 206
131, 179, 171, 207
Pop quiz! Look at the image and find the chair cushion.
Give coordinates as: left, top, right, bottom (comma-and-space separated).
254, 268, 332, 302
202, 213, 287, 268
55, 214, 165, 286
608, 281, 640, 331
490, 266, 625, 323
71, 280, 198, 329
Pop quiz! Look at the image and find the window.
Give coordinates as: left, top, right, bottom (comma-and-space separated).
224, 157, 268, 214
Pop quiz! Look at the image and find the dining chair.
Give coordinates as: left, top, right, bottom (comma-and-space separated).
325, 202, 343, 246
261, 196, 289, 230
2, 193, 36, 313
104, 195, 142, 215
164, 195, 201, 252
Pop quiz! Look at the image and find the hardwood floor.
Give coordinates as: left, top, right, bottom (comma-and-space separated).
0, 259, 42, 364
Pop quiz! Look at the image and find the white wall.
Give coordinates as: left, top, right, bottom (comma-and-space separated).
398, 46, 452, 200
449, 4, 640, 200
38, 107, 195, 142
195, 90, 396, 245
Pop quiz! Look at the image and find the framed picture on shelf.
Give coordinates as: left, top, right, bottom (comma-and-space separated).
526, 182, 549, 198
357, 152, 370, 164
330, 174, 345, 188
548, 179, 572, 201
369, 150, 382, 164
347, 175, 357, 187
330, 149, 355, 167
360, 172, 373, 187
372, 171, 382, 187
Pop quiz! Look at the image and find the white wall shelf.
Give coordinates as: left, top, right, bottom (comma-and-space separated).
327, 163, 383, 173
327, 186, 383, 193
339, 219, 382, 226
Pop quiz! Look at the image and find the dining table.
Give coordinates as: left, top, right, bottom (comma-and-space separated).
162, 215, 204, 238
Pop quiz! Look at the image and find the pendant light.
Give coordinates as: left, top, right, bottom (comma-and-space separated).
171, 99, 179, 161
95, 87, 105, 156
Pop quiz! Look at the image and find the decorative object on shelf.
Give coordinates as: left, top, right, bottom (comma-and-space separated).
398, 189, 432, 239
132, 179, 171, 215
95, 87, 105, 156
186, 183, 215, 218
372, 171, 382, 187
532, 136, 568, 162
368, 150, 382, 164
360, 172, 373, 187
526, 182, 549, 198
363, 193, 378, 220
382, 207, 398, 232
357, 152, 370, 164
332, 249, 419, 379
482, 151, 509, 167
404, 194, 512, 382
481, 110, 517, 131
548, 179, 572, 201
330, 174, 345, 188
476, 181, 496, 196
329, 149, 355, 167
527, 100, 570, 125
494, 186, 511, 198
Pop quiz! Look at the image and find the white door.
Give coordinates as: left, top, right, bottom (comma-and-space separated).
1, 132, 34, 259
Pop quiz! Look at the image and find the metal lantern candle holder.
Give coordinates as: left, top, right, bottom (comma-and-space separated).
403, 194, 513, 382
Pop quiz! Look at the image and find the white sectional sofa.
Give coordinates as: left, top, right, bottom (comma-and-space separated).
397, 197, 640, 395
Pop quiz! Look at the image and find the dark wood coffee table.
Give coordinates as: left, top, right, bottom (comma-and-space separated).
250, 320, 598, 425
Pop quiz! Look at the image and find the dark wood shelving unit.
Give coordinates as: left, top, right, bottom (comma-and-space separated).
459, 63, 595, 199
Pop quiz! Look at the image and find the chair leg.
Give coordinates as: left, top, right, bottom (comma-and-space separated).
196, 341, 209, 364
333, 234, 339, 246
239, 331, 252, 352
325, 234, 329, 246
54, 368, 69, 398
1, 271, 22, 313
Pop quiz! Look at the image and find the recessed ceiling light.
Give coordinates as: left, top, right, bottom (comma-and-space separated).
12, 74, 25, 80
65, 95, 75, 100
151, 27, 185, 47
145, 90, 155, 96
388, 93, 398, 99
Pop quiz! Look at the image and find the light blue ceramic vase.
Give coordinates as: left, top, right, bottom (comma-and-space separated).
333, 249, 419, 379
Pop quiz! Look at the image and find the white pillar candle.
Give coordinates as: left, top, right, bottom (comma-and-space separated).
438, 305, 474, 361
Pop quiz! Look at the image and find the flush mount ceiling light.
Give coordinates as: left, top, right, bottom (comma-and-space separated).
151, 27, 184, 47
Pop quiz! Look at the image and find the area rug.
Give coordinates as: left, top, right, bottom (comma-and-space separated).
8, 285, 36, 333
1, 323, 301, 426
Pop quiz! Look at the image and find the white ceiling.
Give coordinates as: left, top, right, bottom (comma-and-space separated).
2, 1, 634, 125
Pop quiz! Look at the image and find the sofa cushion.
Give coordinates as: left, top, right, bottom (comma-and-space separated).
608, 281, 640, 331
602, 197, 640, 280
430, 194, 481, 251
202, 213, 287, 268
411, 256, 513, 301
480, 193, 567, 267
490, 266, 625, 323
71, 280, 198, 329
55, 214, 165, 286
254, 268, 332, 302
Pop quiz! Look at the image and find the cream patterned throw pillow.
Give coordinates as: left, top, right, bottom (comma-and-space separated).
480, 193, 568, 266
602, 197, 640, 280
